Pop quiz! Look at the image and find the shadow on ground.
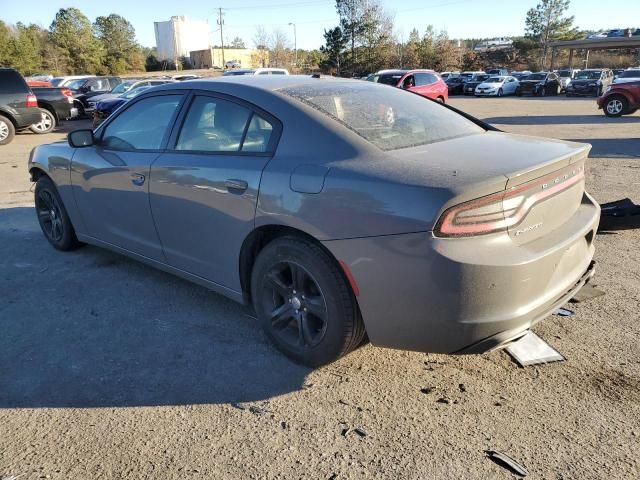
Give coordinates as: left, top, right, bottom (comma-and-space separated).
565, 138, 640, 158
483, 115, 640, 125
0, 207, 309, 409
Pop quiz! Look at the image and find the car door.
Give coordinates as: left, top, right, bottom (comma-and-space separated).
505, 76, 518, 94
70, 92, 185, 260
149, 92, 281, 289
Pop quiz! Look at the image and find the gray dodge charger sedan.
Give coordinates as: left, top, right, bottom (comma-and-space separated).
28, 76, 599, 366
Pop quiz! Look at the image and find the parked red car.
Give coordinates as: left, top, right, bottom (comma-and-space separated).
367, 69, 448, 102
597, 80, 640, 117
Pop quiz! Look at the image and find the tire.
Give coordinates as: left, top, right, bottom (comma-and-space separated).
251, 236, 365, 367
34, 176, 83, 251
497, 88, 503, 97
0, 115, 15, 145
603, 96, 627, 117
30, 108, 56, 134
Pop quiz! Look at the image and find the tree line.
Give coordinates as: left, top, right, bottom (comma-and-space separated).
0, 8, 146, 76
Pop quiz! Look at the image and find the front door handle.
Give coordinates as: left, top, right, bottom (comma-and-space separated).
225, 179, 248, 193
131, 173, 146, 186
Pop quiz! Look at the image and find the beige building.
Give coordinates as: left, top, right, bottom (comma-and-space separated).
190, 48, 269, 69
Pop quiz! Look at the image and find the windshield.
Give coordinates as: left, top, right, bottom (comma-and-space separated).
558, 70, 571, 77
446, 77, 463, 83
279, 82, 484, 151
472, 75, 490, 82
526, 73, 547, 81
223, 70, 254, 76
111, 82, 135, 93
619, 70, 640, 78
487, 77, 503, 83
575, 71, 601, 80
50, 78, 64, 87
65, 79, 87, 90
369, 73, 403, 86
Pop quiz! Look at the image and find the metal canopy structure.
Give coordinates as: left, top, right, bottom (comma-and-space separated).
549, 37, 640, 69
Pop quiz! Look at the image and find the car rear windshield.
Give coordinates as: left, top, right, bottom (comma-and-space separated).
0, 69, 29, 94
280, 82, 484, 151
618, 70, 640, 78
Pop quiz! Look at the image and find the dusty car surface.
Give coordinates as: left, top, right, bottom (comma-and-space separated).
28, 76, 600, 366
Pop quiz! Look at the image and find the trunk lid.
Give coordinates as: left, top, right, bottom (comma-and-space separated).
389, 131, 590, 240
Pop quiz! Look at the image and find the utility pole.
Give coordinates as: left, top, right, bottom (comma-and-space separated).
217, 8, 225, 67
288, 23, 297, 68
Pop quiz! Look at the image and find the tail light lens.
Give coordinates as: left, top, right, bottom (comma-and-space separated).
434, 165, 585, 238
26, 93, 38, 108
61, 88, 74, 104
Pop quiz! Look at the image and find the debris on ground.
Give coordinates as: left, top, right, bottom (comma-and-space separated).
420, 387, 435, 394
554, 307, 575, 317
598, 198, 640, 231
505, 332, 565, 367
458, 383, 467, 393
436, 397, 451, 404
485, 450, 528, 477
341, 426, 368, 438
571, 285, 606, 303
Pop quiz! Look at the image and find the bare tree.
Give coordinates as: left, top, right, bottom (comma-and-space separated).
269, 28, 291, 68
253, 26, 269, 67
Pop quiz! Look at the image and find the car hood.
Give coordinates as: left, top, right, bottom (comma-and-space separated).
570, 79, 599, 85
477, 82, 502, 88
89, 93, 118, 103
96, 98, 127, 110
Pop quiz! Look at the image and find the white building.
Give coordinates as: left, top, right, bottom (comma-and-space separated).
154, 16, 210, 61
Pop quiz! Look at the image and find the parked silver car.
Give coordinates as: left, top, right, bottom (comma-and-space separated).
28, 76, 599, 366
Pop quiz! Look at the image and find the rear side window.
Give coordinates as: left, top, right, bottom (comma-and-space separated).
280, 82, 484, 151
242, 114, 273, 153
0, 69, 29, 94
176, 95, 252, 152
415, 73, 438, 86
101, 95, 181, 150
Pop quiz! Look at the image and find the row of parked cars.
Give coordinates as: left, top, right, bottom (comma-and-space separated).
444, 67, 640, 98
0, 70, 203, 144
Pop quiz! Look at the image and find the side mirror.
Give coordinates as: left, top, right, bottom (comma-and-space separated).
68, 129, 95, 148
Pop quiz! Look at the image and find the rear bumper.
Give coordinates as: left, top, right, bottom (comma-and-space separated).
13, 108, 42, 128
322, 192, 600, 354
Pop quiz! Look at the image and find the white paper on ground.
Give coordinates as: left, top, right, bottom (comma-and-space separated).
505, 332, 565, 367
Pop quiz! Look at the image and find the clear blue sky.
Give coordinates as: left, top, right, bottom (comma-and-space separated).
2, 0, 638, 50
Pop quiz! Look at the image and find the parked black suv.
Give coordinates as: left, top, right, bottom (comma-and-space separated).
67, 76, 122, 114
516, 72, 561, 96
0, 68, 42, 145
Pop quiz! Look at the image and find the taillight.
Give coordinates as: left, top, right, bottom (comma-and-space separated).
434, 165, 585, 238
26, 93, 38, 108
61, 89, 74, 103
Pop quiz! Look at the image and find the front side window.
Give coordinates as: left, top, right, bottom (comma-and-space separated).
175, 96, 252, 152
280, 82, 484, 151
101, 95, 181, 150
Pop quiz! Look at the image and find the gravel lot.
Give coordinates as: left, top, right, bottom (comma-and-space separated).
1, 98, 639, 480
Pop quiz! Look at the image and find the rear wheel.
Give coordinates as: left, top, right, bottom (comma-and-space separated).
0, 115, 15, 145
35, 176, 83, 251
604, 96, 627, 117
30, 108, 56, 134
251, 236, 365, 367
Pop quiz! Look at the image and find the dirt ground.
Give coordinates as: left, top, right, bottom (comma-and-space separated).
1, 97, 639, 480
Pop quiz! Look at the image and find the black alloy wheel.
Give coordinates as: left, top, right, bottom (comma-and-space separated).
34, 176, 83, 251
251, 236, 366, 367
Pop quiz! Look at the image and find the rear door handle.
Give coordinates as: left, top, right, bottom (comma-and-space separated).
131, 173, 146, 186
225, 179, 248, 193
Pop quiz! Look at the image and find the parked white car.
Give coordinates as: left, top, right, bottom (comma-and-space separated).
475, 76, 519, 96
613, 68, 640, 84
50, 75, 94, 87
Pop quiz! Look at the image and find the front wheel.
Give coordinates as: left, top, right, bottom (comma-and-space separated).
30, 108, 56, 134
497, 88, 503, 97
35, 176, 83, 251
251, 236, 365, 367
